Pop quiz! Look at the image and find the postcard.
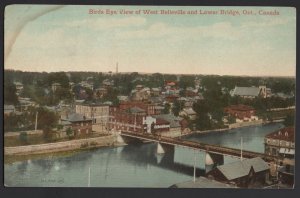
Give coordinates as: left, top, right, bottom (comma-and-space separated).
4, 5, 296, 188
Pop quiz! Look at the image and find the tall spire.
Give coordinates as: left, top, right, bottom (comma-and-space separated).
116, 62, 118, 74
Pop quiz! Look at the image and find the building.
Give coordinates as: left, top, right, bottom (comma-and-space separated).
60, 113, 93, 136
108, 106, 169, 134
51, 83, 61, 92
179, 108, 197, 120
153, 114, 182, 136
278, 158, 294, 186
264, 127, 295, 158
75, 103, 110, 124
230, 86, 269, 99
206, 157, 270, 188
224, 105, 257, 122
108, 106, 146, 133
14, 82, 23, 95
119, 101, 161, 115
94, 87, 108, 98
4, 105, 15, 115
79, 81, 94, 90
151, 88, 161, 96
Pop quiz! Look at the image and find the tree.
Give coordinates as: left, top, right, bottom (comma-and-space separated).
284, 114, 295, 127
163, 103, 171, 114
4, 81, 19, 105
19, 132, 28, 145
66, 127, 74, 139
172, 101, 184, 116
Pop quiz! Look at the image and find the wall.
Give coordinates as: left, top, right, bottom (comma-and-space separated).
229, 119, 263, 129
5, 135, 116, 156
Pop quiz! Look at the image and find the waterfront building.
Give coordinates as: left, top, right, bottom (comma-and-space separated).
224, 104, 257, 122
206, 157, 270, 188
108, 106, 169, 134
75, 103, 110, 124
264, 127, 295, 158
61, 113, 93, 136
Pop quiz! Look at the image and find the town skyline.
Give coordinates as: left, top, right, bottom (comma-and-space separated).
5, 5, 296, 76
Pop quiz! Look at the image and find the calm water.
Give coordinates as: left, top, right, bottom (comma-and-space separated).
4, 122, 284, 187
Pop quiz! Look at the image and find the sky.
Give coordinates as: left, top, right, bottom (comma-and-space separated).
4, 5, 296, 76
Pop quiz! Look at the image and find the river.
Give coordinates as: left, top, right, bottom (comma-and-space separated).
4, 122, 284, 187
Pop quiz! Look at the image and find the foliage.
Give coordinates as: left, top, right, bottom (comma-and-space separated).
284, 114, 295, 127
19, 132, 28, 144
4, 81, 19, 105
172, 101, 184, 116
163, 103, 171, 114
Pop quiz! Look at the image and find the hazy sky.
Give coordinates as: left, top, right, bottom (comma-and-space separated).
4, 5, 296, 76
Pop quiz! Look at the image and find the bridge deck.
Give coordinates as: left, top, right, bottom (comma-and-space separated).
121, 131, 277, 162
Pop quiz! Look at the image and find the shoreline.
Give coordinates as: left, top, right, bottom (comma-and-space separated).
4, 120, 283, 164
181, 119, 283, 137
4, 134, 126, 164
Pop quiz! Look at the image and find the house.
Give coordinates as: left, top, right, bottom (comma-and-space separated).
4, 105, 15, 115
224, 105, 257, 122
179, 108, 197, 120
151, 88, 161, 96
278, 158, 294, 186
264, 127, 295, 158
153, 114, 182, 136
51, 83, 61, 92
61, 113, 93, 136
80, 81, 94, 90
94, 87, 108, 98
14, 82, 23, 95
230, 85, 269, 99
75, 103, 110, 124
206, 157, 270, 188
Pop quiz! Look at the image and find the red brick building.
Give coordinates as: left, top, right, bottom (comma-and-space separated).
61, 113, 93, 136
119, 101, 161, 115
108, 106, 169, 134
224, 105, 256, 120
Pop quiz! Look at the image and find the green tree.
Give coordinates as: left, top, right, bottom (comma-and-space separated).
163, 103, 171, 114
284, 114, 295, 127
4, 82, 19, 105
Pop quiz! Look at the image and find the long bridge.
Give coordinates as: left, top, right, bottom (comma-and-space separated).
119, 131, 278, 165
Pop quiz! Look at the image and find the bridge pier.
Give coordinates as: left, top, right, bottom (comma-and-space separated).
205, 152, 224, 173
157, 142, 175, 155
116, 133, 143, 144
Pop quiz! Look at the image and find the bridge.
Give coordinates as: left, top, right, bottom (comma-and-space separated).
119, 131, 278, 169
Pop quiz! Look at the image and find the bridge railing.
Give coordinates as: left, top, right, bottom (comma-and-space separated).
121, 131, 278, 162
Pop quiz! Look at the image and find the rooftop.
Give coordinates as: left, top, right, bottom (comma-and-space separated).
153, 114, 181, 128
265, 127, 294, 142
215, 157, 269, 181
232, 86, 261, 97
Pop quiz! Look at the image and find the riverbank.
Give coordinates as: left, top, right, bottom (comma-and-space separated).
181, 119, 283, 137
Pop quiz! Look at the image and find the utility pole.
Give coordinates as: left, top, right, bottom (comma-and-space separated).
193, 150, 196, 183
35, 111, 38, 131
240, 137, 243, 161
88, 167, 91, 187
